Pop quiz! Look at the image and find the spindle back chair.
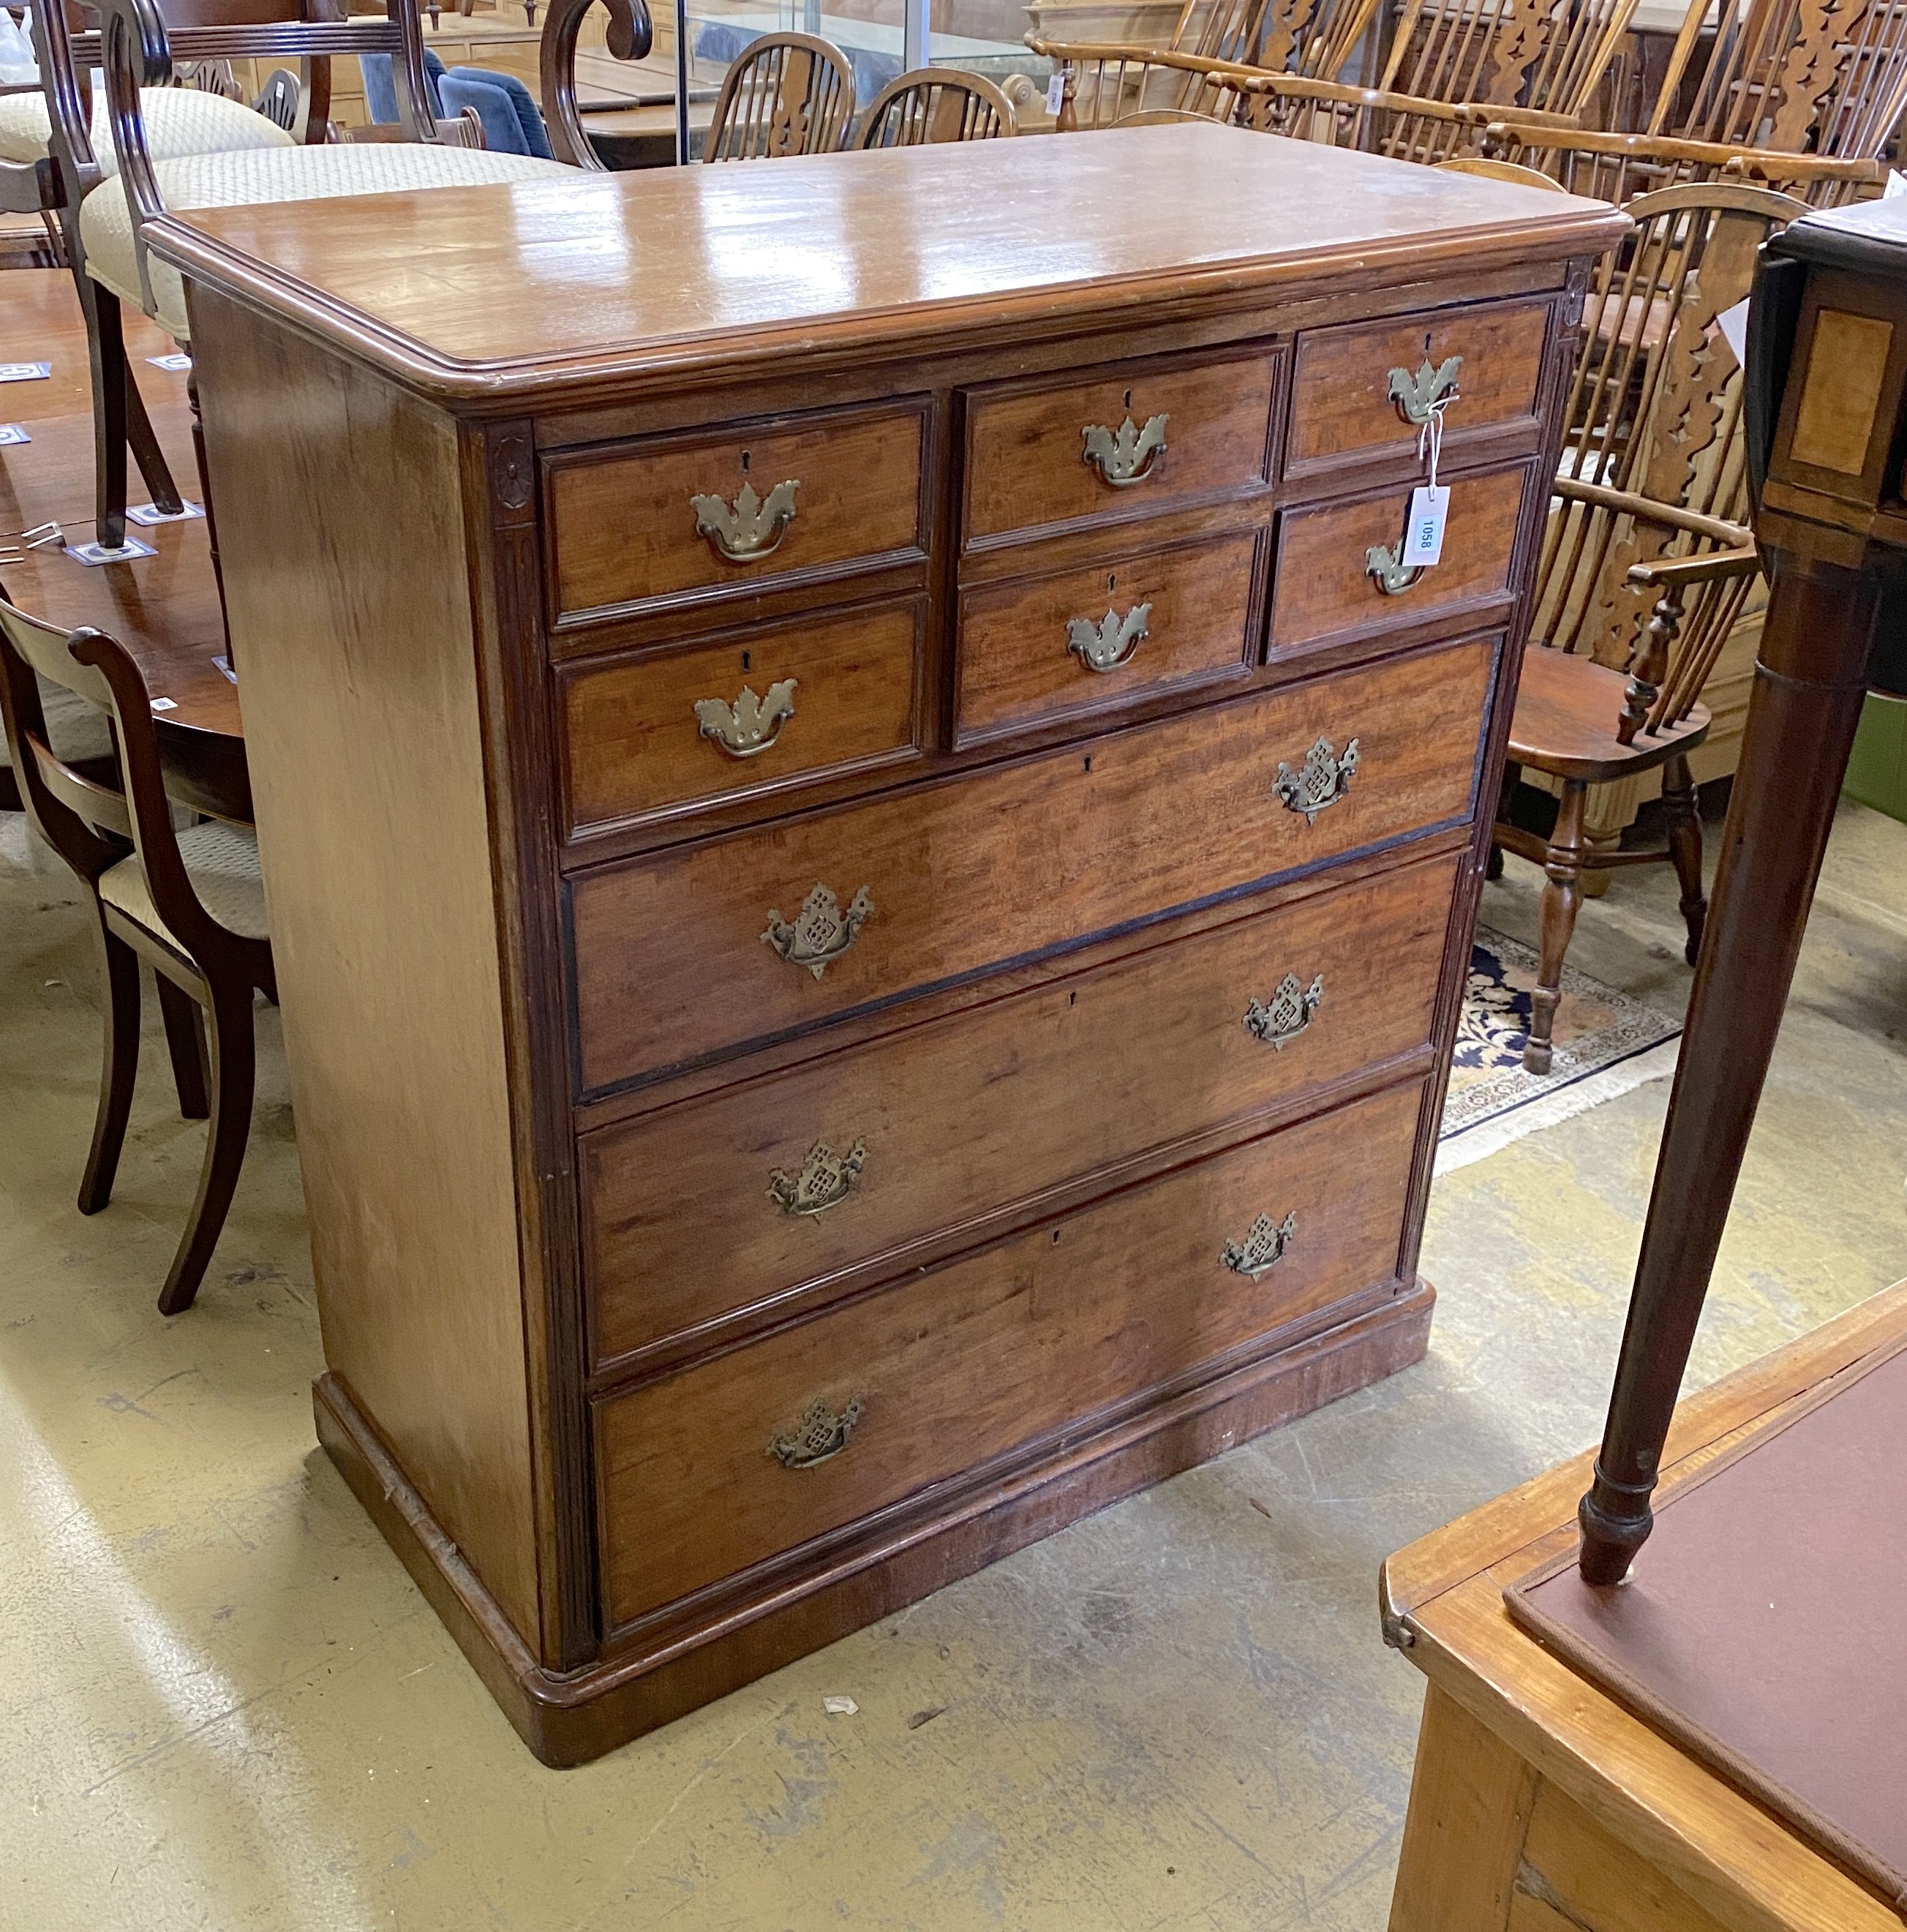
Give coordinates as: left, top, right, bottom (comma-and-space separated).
857, 67, 1015, 147
702, 30, 855, 160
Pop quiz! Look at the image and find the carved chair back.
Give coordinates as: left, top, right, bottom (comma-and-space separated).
857, 67, 1015, 147
1532, 181, 1807, 734
1485, 0, 1907, 203
1171, 0, 1378, 74
1380, 0, 1638, 121
1050, 45, 1272, 127
702, 30, 855, 161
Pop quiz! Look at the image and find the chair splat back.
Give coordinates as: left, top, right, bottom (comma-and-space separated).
858, 68, 1015, 147
702, 31, 856, 160
1534, 183, 1806, 734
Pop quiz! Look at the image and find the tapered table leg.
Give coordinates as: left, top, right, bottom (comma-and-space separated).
1576, 553, 1880, 1585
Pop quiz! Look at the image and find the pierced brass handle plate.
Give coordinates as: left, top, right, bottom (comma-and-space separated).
762, 882, 874, 979
1387, 355, 1462, 426
768, 1138, 866, 1217
1365, 539, 1423, 597
1066, 601, 1151, 673
694, 677, 797, 758
1081, 412, 1169, 486
1220, 1211, 1296, 1281
691, 477, 800, 562
770, 1395, 865, 1469
1274, 735, 1359, 823
1243, 972, 1324, 1048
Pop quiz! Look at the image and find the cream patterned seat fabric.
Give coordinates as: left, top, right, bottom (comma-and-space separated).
80, 143, 573, 341
97, 818, 270, 947
0, 85, 293, 174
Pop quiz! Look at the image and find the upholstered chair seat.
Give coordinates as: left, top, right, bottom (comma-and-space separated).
79, 141, 571, 339
97, 819, 270, 949
0, 85, 294, 173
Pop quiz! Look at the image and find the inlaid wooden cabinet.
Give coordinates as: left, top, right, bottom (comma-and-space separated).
154, 129, 1624, 1764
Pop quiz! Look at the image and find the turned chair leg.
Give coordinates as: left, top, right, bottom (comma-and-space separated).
78, 920, 142, 1214
125, 366, 185, 518
85, 285, 133, 553
1660, 752, 1707, 966
158, 982, 257, 1316
157, 974, 209, 1120
1526, 779, 1588, 1076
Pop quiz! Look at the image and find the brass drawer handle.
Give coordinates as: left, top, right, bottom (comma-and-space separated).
1388, 355, 1462, 426
694, 677, 798, 758
691, 477, 800, 562
1220, 1211, 1296, 1281
768, 1138, 866, 1217
770, 1395, 865, 1469
1082, 412, 1168, 487
762, 881, 874, 979
1243, 972, 1324, 1048
1067, 601, 1151, 673
1365, 540, 1423, 597
1274, 734, 1359, 823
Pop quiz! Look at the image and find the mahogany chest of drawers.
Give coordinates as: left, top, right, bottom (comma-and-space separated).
154, 127, 1625, 1764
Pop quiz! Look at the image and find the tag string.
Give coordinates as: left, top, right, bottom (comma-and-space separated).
1416, 392, 1453, 494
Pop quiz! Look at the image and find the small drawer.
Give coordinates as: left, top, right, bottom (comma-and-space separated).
544, 402, 930, 631
582, 852, 1458, 1369
1268, 464, 1529, 658
954, 526, 1262, 745
1285, 298, 1551, 479
566, 632, 1497, 1097
559, 602, 925, 837
961, 349, 1279, 549
595, 1078, 1425, 1628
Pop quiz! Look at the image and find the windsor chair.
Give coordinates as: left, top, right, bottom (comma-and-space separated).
857, 67, 1015, 146
701, 30, 854, 160
1494, 181, 1808, 1072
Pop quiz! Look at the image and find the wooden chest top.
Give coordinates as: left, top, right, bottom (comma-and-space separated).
146, 127, 1623, 407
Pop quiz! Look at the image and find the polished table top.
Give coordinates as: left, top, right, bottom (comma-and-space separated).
151, 125, 1626, 407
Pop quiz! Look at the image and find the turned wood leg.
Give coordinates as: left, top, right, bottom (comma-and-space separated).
158, 982, 256, 1316
1579, 557, 1878, 1583
1660, 752, 1705, 966
78, 920, 141, 1214
85, 286, 132, 553
157, 975, 209, 1121
1524, 779, 1587, 1075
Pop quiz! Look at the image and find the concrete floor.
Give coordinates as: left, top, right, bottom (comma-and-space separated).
2, 796, 1903, 1932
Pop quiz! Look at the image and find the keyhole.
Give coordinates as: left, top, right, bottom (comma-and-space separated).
1083, 754, 1094, 773
740, 649, 752, 672
1107, 572, 1116, 594
1123, 388, 1133, 410
740, 448, 751, 473
1068, 991, 1077, 1007
1423, 332, 1432, 356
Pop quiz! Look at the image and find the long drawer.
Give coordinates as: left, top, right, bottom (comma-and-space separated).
567, 634, 1498, 1096
594, 1078, 1426, 1630
582, 852, 1459, 1369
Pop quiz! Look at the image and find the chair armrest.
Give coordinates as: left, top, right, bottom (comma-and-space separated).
1626, 546, 1760, 591
541, 0, 652, 170
1453, 99, 1581, 131
94, 0, 171, 314
1485, 118, 1889, 187
1553, 475, 1751, 549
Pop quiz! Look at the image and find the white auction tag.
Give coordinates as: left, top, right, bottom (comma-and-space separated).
1045, 72, 1066, 115
146, 353, 193, 372
0, 362, 50, 383
1715, 296, 1750, 369
1402, 485, 1449, 567
1887, 170, 1907, 199
0, 424, 29, 446
150, 696, 178, 713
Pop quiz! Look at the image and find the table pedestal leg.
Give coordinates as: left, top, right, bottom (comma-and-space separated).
1577, 553, 1881, 1584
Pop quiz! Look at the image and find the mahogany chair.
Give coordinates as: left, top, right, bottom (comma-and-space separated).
1482, 0, 1907, 203
0, 592, 273, 1313
700, 31, 855, 161
857, 67, 1015, 148
1493, 181, 1808, 1072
